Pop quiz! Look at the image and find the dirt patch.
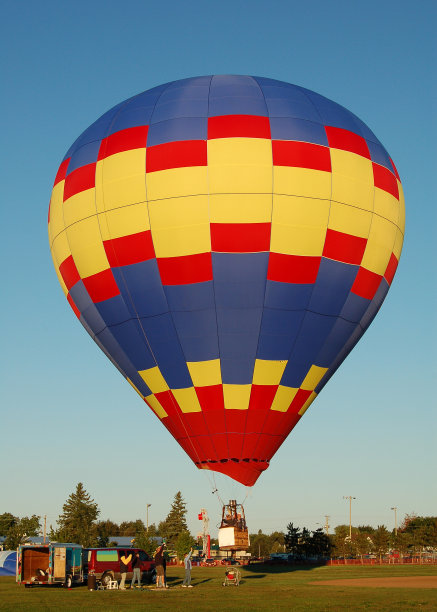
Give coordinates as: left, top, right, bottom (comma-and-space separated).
311, 576, 437, 589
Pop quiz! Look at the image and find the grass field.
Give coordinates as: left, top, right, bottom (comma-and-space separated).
1, 564, 436, 611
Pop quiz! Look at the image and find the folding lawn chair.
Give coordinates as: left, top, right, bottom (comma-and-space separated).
222, 569, 241, 586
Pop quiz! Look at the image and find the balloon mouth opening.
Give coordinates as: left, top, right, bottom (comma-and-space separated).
196, 458, 269, 486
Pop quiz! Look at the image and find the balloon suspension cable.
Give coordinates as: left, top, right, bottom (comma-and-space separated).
197, 455, 221, 497
211, 473, 225, 507
241, 486, 252, 506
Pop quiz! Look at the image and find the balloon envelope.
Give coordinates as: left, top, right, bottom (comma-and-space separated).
48, 76, 404, 486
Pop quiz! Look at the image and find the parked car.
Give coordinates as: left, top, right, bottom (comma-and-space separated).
203, 558, 217, 566
83, 548, 155, 586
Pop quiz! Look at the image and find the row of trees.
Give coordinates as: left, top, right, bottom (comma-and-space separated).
285, 523, 332, 558
248, 525, 332, 558
245, 516, 437, 561
249, 530, 286, 557
2, 483, 436, 561
0, 484, 195, 558
330, 516, 437, 561
278, 517, 437, 561
0, 514, 41, 551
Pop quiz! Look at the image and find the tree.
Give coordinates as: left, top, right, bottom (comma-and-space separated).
160, 492, 189, 549
249, 530, 270, 557
51, 483, 100, 547
410, 525, 428, 560
373, 525, 390, 563
391, 531, 412, 558
332, 525, 354, 560
0, 513, 17, 537
401, 516, 437, 550
4, 515, 41, 550
269, 531, 285, 554
132, 529, 156, 557
311, 528, 332, 558
400, 513, 418, 531
96, 526, 109, 548
95, 519, 120, 547
175, 531, 196, 561
248, 530, 286, 557
98, 519, 120, 536
119, 519, 145, 536
284, 523, 301, 556
147, 523, 158, 537
354, 530, 372, 563
299, 527, 312, 557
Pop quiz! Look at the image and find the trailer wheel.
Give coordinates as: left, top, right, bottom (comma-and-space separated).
64, 575, 73, 588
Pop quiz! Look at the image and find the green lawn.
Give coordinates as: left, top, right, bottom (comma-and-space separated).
0, 564, 436, 611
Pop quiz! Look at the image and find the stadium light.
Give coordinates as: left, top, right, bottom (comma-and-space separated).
146, 504, 152, 532
343, 496, 356, 540
391, 506, 398, 536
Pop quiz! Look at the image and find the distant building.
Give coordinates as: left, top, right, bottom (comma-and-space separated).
23, 537, 47, 545
108, 536, 164, 547
0, 535, 49, 551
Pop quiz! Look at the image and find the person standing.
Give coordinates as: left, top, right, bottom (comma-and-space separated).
181, 547, 193, 588
119, 550, 132, 590
163, 552, 168, 588
131, 551, 141, 589
154, 544, 165, 589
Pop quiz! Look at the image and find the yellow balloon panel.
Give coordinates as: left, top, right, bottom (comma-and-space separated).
48, 76, 405, 486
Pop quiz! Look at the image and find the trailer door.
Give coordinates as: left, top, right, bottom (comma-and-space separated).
54, 547, 66, 580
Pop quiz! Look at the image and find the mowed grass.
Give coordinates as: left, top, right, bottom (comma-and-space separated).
1, 564, 436, 611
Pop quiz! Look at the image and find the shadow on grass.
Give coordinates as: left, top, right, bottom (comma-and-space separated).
244, 562, 326, 575
164, 577, 213, 587
242, 574, 266, 579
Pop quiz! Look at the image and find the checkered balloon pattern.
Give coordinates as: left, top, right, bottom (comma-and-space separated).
48, 76, 404, 486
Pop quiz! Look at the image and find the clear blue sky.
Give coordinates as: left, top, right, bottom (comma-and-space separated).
1, 0, 435, 538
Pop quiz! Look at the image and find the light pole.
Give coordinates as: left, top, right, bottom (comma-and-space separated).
146, 504, 152, 532
391, 506, 398, 536
343, 496, 356, 540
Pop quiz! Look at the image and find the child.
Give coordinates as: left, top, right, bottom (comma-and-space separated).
181, 547, 193, 588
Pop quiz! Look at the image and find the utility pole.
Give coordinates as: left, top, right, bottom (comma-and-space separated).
43, 515, 47, 543
324, 515, 330, 536
391, 506, 398, 536
343, 496, 356, 540
146, 504, 151, 532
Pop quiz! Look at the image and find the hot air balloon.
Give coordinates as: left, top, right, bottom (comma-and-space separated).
48, 75, 404, 487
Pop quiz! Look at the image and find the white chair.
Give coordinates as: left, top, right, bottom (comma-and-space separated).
107, 580, 119, 589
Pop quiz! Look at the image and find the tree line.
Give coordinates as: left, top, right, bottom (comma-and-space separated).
252, 516, 437, 561
1, 483, 436, 561
0, 483, 195, 559
329, 516, 437, 561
